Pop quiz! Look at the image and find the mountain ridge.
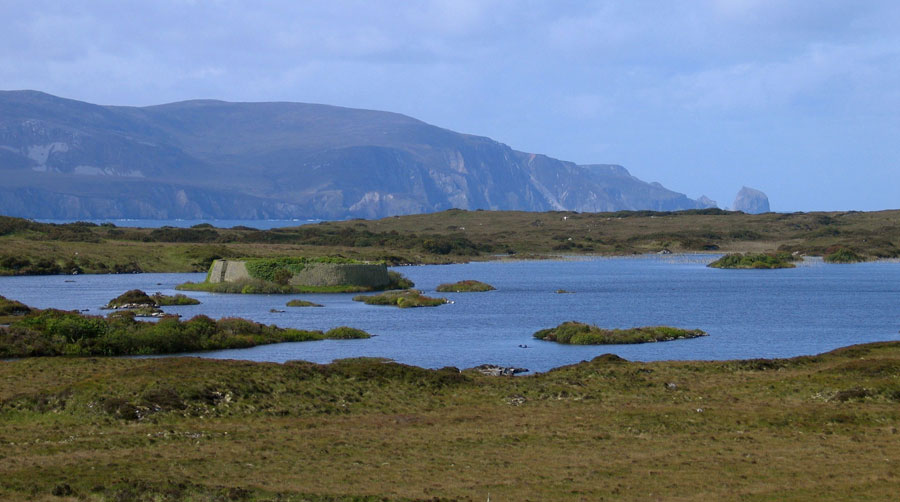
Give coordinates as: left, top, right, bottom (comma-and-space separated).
0, 90, 716, 219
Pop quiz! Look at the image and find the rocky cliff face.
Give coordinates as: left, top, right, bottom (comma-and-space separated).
731, 186, 770, 214
0, 90, 713, 219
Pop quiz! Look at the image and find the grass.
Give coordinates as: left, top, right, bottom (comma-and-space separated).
2, 209, 899, 275
435, 280, 496, 292
353, 289, 448, 308
286, 299, 324, 307
533, 321, 708, 344
708, 251, 800, 269
1, 342, 899, 500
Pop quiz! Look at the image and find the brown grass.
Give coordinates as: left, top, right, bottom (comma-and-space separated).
2, 343, 900, 500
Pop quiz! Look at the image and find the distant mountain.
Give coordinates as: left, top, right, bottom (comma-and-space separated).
0, 90, 714, 219
731, 186, 770, 214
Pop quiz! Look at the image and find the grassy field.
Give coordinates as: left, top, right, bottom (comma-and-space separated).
1, 342, 899, 501
1, 208, 899, 274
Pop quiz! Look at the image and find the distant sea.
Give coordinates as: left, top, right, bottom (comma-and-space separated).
32, 219, 324, 230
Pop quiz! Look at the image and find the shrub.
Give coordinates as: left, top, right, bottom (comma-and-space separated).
824, 248, 866, 264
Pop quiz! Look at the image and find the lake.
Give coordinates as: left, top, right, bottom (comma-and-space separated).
1, 255, 898, 372
32, 218, 323, 229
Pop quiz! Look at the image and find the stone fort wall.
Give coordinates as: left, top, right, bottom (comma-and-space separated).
207, 260, 389, 288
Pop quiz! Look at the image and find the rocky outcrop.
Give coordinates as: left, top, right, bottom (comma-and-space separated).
731, 186, 770, 214
0, 90, 714, 219
471, 364, 529, 376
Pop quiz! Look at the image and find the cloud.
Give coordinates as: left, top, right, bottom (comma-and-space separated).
1, 1, 899, 210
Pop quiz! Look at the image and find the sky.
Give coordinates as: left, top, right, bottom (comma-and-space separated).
2, 0, 898, 211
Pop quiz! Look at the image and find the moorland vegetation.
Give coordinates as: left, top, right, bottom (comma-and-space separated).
0, 301, 370, 358
1, 342, 899, 500
1, 209, 898, 276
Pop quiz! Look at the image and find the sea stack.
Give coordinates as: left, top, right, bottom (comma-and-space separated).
731, 186, 770, 214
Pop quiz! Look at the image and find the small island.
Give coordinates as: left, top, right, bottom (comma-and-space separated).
353, 289, 448, 308
0, 298, 370, 358
707, 252, 799, 269
102, 289, 200, 317
435, 280, 496, 292
533, 321, 707, 345
105, 289, 201, 309
286, 299, 324, 307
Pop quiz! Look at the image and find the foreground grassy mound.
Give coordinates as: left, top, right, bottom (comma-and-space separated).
534, 321, 707, 344
0, 294, 33, 324
0, 294, 32, 317
708, 251, 799, 269
353, 289, 448, 308
435, 280, 496, 292
0, 306, 369, 358
2, 342, 900, 501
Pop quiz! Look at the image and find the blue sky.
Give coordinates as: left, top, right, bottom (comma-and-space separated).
2, 1, 898, 211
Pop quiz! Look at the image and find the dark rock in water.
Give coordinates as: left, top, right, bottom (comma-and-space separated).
472, 364, 529, 376
731, 186, 770, 214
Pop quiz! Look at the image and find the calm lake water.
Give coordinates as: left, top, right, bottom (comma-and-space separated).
2, 255, 898, 372
33, 218, 323, 229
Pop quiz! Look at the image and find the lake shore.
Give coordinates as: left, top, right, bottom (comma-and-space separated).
2, 208, 899, 276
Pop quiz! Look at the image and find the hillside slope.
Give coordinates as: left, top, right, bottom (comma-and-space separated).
0, 90, 714, 218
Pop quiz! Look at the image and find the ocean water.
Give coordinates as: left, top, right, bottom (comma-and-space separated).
1, 255, 898, 373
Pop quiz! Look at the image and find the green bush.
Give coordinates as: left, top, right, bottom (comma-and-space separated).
824, 248, 866, 264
